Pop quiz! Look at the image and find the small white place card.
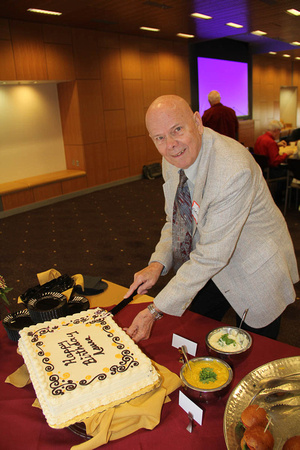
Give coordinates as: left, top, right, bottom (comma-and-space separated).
179, 390, 203, 426
172, 333, 197, 356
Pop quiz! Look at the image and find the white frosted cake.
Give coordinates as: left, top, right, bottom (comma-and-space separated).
18, 307, 159, 428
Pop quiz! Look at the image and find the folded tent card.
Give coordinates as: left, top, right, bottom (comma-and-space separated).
179, 391, 203, 428
172, 333, 197, 356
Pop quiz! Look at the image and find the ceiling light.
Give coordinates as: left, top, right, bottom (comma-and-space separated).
226, 22, 243, 28
269, 51, 276, 55
295, 57, 300, 60
191, 13, 212, 20
177, 33, 195, 38
140, 26, 160, 32
287, 8, 300, 16
251, 30, 267, 36
290, 41, 300, 46
27, 8, 62, 16
283, 54, 291, 57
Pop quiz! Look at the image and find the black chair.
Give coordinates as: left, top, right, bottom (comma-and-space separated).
252, 153, 288, 203
284, 128, 300, 144
252, 154, 270, 180
284, 158, 300, 215
252, 153, 288, 184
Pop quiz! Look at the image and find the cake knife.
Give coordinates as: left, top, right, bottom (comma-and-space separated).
110, 288, 139, 316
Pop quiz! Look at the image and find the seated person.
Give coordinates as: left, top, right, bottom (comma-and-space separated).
254, 120, 295, 178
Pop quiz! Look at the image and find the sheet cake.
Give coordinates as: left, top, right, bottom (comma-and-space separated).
18, 307, 159, 428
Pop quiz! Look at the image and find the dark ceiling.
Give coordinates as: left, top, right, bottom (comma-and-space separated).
1, 0, 300, 58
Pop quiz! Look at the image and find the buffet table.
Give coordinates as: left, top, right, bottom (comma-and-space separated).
0, 281, 299, 450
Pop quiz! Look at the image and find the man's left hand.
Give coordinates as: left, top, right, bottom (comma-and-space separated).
123, 308, 156, 343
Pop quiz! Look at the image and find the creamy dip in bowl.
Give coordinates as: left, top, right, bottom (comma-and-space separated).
205, 326, 252, 365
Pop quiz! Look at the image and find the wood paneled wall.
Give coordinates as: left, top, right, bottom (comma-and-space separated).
1, 17, 300, 207
0, 19, 191, 199
238, 120, 255, 149
252, 54, 300, 141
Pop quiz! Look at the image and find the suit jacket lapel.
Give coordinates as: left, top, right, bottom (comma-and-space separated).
191, 145, 210, 236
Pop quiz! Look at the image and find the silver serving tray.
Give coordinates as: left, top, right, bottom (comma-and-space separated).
224, 356, 300, 449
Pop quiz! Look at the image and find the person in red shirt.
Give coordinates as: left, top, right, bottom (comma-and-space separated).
254, 120, 294, 169
202, 90, 239, 140
254, 120, 295, 203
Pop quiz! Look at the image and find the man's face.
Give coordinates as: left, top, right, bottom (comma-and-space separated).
146, 100, 203, 169
274, 129, 281, 140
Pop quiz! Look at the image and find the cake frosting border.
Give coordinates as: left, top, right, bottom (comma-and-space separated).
39, 373, 161, 429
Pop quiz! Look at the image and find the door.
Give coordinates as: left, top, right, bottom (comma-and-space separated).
280, 86, 297, 127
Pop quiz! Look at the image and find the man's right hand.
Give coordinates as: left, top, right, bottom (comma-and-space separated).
278, 139, 288, 147
124, 262, 164, 298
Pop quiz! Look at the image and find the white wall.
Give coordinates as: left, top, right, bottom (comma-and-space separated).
0, 83, 66, 183
280, 86, 298, 128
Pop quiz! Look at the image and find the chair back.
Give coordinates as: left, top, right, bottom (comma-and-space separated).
287, 159, 300, 180
287, 128, 300, 143
252, 153, 269, 171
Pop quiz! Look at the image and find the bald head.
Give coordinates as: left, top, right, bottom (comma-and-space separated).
208, 90, 221, 106
146, 95, 194, 131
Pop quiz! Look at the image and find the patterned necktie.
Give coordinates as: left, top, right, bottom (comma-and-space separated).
172, 169, 193, 271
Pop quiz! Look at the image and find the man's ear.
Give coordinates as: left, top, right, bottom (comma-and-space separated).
194, 111, 204, 134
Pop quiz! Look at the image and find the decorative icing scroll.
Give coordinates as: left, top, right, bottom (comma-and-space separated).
79, 373, 107, 386
102, 324, 113, 337
36, 340, 45, 356
28, 325, 58, 342
112, 336, 125, 349
110, 350, 139, 374
49, 374, 77, 396
61, 308, 111, 327
42, 357, 54, 372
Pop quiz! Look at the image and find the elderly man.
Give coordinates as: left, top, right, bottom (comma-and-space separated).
255, 120, 296, 202
124, 95, 299, 343
254, 120, 295, 170
202, 90, 239, 139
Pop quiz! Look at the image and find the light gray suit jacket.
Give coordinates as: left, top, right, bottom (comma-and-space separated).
150, 128, 299, 328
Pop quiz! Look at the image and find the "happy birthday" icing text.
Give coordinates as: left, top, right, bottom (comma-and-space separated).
58, 331, 104, 366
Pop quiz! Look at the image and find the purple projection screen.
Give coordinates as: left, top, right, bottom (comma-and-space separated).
197, 57, 249, 118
